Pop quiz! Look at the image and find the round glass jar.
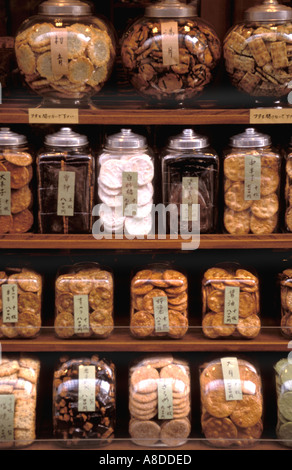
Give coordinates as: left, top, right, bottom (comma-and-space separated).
14, 0, 116, 107
120, 0, 221, 105
223, 128, 281, 235
161, 128, 219, 234
223, 0, 292, 105
284, 137, 292, 232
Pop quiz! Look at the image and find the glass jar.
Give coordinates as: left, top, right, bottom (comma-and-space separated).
274, 357, 292, 447
120, 0, 221, 105
161, 128, 219, 234
278, 268, 292, 338
285, 139, 292, 232
0, 128, 34, 234
14, 0, 116, 107
36, 127, 95, 234
223, 128, 281, 235
223, 0, 292, 105
96, 129, 154, 237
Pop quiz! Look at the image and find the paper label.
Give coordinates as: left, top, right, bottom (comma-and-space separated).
161, 21, 179, 66
78, 365, 96, 412
224, 286, 240, 325
74, 295, 90, 334
122, 172, 138, 216
250, 108, 292, 124
0, 172, 11, 215
244, 155, 261, 201
181, 177, 199, 222
158, 380, 173, 420
28, 109, 79, 124
2, 284, 18, 323
50, 29, 69, 76
0, 395, 15, 441
221, 357, 243, 402
153, 296, 169, 333
57, 171, 75, 217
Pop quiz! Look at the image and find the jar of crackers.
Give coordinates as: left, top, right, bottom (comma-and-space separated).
0, 268, 42, 339
120, 0, 221, 106
223, 128, 281, 235
96, 129, 154, 237
278, 268, 292, 338
54, 262, 114, 339
161, 128, 219, 234
200, 357, 263, 448
14, 0, 116, 107
223, 0, 292, 104
274, 357, 292, 447
36, 127, 95, 234
53, 355, 116, 447
130, 264, 188, 339
202, 263, 261, 340
0, 128, 34, 234
284, 140, 292, 232
129, 355, 191, 447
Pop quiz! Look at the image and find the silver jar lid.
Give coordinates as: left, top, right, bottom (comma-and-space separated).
38, 0, 92, 16
45, 127, 88, 147
0, 127, 27, 146
230, 128, 271, 148
168, 129, 209, 150
244, 0, 292, 22
145, 0, 197, 18
105, 129, 147, 150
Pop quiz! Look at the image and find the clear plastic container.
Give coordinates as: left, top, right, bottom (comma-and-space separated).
200, 357, 263, 448
129, 354, 191, 447
0, 128, 34, 234
279, 268, 292, 338
274, 357, 292, 447
54, 262, 114, 339
223, 128, 281, 235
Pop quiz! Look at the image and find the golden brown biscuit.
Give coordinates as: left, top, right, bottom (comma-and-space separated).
230, 395, 262, 428
130, 311, 155, 338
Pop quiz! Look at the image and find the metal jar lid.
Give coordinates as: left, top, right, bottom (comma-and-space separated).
38, 0, 92, 16
45, 127, 88, 147
145, 0, 197, 18
244, 0, 292, 22
168, 129, 209, 150
230, 128, 271, 148
0, 127, 27, 146
105, 129, 147, 150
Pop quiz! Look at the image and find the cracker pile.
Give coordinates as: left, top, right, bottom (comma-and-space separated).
285, 154, 292, 232
275, 358, 292, 447
129, 355, 191, 447
279, 268, 292, 338
200, 358, 263, 448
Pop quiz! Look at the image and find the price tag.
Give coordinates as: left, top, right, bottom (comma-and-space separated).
2, 284, 18, 323
78, 365, 96, 412
244, 155, 261, 201
224, 286, 240, 325
181, 177, 199, 222
57, 171, 75, 217
153, 296, 169, 333
221, 357, 242, 402
74, 295, 90, 334
161, 21, 179, 66
158, 380, 173, 420
0, 172, 11, 215
122, 172, 138, 216
0, 395, 15, 442
50, 29, 69, 76
250, 108, 292, 124
28, 109, 79, 124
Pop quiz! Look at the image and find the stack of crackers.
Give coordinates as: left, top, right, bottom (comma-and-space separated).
279, 268, 292, 338
275, 357, 292, 447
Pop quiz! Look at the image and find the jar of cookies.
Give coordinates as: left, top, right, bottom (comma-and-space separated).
161, 128, 219, 234
53, 355, 116, 447
96, 129, 154, 237
120, 0, 221, 105
200, 357, 263, 448
202, 263, 261, 340
278, 268, 292, 338
15, 0, 116, 107
274, 357, 292, 447
129, 355, 191, 447
130, 264, 188, 339
0, 128, 34, 234
0, 268, 42, 339
223, 128, 281, 235
36, 127, 95, 234
223, 0, 292, 105
284, 140, 292, 232
54, 262, 114, 339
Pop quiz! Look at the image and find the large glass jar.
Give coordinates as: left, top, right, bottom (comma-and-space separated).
161, 128, 219, 234
274, 357, 292, 447
223, 128, 281, 235
36, 127, 95, 234
14, 0, 116, 107
120, 0, 221, 106
223, 0, 292, 105
284, 139, 292, 232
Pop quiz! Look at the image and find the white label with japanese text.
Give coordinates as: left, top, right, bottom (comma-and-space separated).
122, 172, 138, 216
244, 155, 261, 201
78, 365, 96, 412
74, 295, 90, 334
0, 172, 11, 216
182, 177, 199, 222
224, 286, 240, 325
28, 109, 79, 124
0, 395, 15, 441
2, 284, 18, 323
50, 29, 69, 76
57, 171, 75, 217
153, 296, 169, 333
158, 380, 173, 420
221, 357, 242, 402
161, 21, 179, 66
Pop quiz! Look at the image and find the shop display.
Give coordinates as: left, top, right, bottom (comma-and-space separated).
223, 128, 281, 235
284, 141, 292, 232
274, 357, 292, 447
202, 263, 261, 339
14, 0, 116, 106
223, 0, 292, 104
130, 265, 188, 339
129, 355, 191, 446
36, 127, 95, 234
53, 355, 116, 446
278, 268, 292, 338
97, 129, 154, 236
0, 355, 40, 448
161, 128, 219, 234
200, 357, 263, 448
54, 262, 114, 339
120, 0, 221, 104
